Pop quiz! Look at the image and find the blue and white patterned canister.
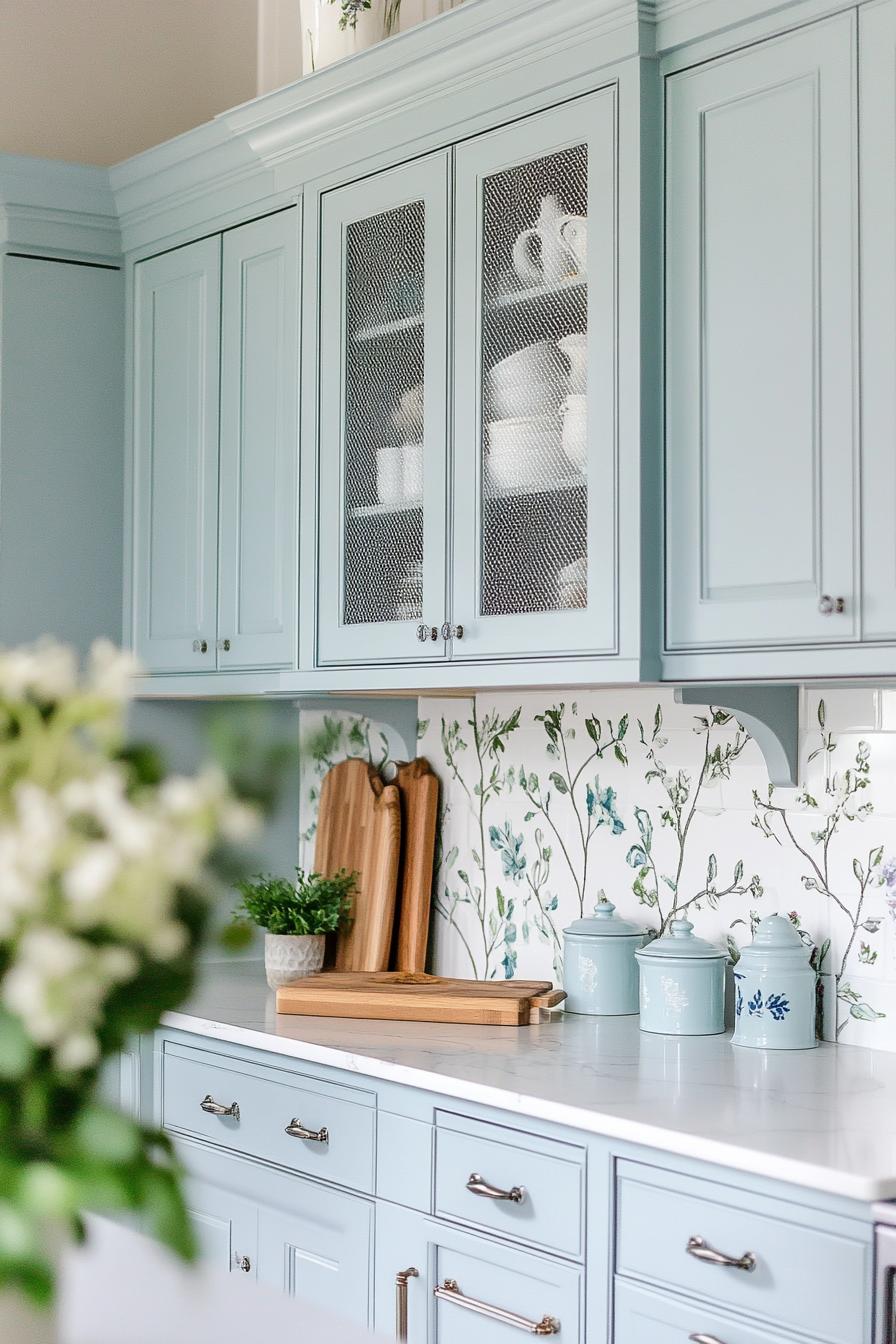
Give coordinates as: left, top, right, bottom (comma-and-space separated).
732, 915, 817, 1050
635, 919, 726, 1036
562, 903, 646, 1015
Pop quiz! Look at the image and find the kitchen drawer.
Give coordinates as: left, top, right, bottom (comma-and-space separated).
435, 1111, 585, 1260
615, 1160, 869, 1344
615, 1278, 804, 1344
432, 1221, 583, 1343
161, 1042, 376, 1193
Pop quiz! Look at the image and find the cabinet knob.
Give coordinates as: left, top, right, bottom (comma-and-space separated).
416, 624, 437, 643
192, 639, 209, 654
440, 622, 464, 641
818, 595, 846, 615
217, 638, 231, 652
233, 1253, 251, 1274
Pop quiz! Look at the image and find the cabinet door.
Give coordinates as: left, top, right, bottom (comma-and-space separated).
452, 92, 617, 661
374, 1204, 582, 1344
860, 0, 896, 640
217, 209, 299, 670
257, 1176, 373, 1327
184, 1175, 258, 1282
133, 237, 221, 672
665, 14, 858, 651
317, 154, 450, 665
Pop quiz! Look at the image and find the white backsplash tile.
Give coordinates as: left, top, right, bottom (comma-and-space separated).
299, 685, 896, 1053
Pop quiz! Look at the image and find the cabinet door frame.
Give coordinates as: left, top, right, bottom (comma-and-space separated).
217, 207, 300, 671
132, 237, 222, 673
663, 13, 859, 653
451, 89, 619, 663
316, 153, 451, 666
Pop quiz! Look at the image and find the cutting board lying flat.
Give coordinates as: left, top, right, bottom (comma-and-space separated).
276, 972, 566, 1026
393, 758, 440, 973
314, 758, 402, 973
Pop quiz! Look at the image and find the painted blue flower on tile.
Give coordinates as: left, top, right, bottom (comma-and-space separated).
587, 782, 625, 835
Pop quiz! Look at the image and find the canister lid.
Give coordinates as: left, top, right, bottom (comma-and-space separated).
738, 914, 812, 965
563, 901, 644, 938
635, 918, 726, 960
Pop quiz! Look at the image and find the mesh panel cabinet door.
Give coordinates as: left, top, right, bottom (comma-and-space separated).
451, 91, 618, 661
317, 153, 450, 665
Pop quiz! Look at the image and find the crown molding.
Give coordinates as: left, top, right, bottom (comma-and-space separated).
0, 154, 120, 260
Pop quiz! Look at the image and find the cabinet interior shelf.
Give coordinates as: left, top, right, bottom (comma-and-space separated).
484, 472, 585, 503
351, 498, 423, 519
487, 274, 587, 314
353, 312, 424, 342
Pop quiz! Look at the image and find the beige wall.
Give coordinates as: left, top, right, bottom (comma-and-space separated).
0, 0, 260, 166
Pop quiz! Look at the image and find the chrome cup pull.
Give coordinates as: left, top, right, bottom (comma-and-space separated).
285, 1118, 329, 1144
200, 1094, 239, 1120
434, 1279, 559, 1336
686, 1235, 756, 1273
466, 1172, 526, 1204
395, 1267, 419, 1341
233, 1253, 251, 1273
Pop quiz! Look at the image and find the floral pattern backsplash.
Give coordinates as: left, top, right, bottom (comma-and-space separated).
299, 687, 896, 1051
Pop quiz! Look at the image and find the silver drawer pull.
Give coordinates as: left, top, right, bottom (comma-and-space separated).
466, 1172, 526, 1204
233, 1253, 251, 1273
689, 1335, 726, 1344
200, 1094, 239, 1120
285, 1118, 329, 1144
395, 1267, 419, 1341
434, 1279, 559, 1336
687, 1235, 756, 1273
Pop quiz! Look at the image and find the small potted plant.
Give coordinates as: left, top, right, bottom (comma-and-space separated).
233, 869, 356, 988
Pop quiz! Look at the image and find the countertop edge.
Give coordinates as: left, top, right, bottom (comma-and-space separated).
160, 1008, 892, 1206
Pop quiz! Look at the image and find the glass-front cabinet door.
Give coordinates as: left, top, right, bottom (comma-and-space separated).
452, 91, 618, 661
317, 154, 450, 664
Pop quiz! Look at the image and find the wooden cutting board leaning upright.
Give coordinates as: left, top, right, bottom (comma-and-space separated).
314, 758, 402, 972
393, 758, 440, 973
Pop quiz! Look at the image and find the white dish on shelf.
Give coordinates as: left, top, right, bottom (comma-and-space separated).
487, 341, 567, 419
486, 414, 563, 493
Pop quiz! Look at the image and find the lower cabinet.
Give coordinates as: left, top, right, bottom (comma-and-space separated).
184, 1175, 258, 1281
614, 1280, 800, 1344
374, 1201, 583, 1343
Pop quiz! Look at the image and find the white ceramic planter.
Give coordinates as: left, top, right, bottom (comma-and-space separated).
299, 0, 463, 72
0, 1289, 57, 1344
264, 933, 326, 989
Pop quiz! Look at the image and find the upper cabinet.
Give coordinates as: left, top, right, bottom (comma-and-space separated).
452, 93, 617, 661
317, 155, 450, 665
315, 90, 632, 672
860, 0, 896, 642
664, 13, 858, 656
132, 209, 299, 674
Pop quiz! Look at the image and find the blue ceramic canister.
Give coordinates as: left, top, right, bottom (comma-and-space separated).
635, 918, 726, 1036
562, 902, 646, 1015
732, 915, 817, 1050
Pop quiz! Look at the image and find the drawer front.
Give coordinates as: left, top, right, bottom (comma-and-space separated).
433, 1225, 583, 1343
161, 1043, 375, 1192
435, 1112, 585, 1259
616, 1160, 869, 1344
615, 1279, 802, 1344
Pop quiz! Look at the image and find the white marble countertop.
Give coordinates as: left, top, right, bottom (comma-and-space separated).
164, 962, 896, 1204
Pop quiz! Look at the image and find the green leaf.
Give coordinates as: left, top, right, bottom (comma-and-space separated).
733, 859, 744, 884
817, 699, 826, 729
618, 713, 629, 739
73, 1105, 142, 1165
585, 718, 600, 746
614, 743, 628, 766
853, 858, 866, 884
706, 854, 718, 884
849, 1001, 886, 1021
549, 772, 569, 795
0, 1009, 32, 1080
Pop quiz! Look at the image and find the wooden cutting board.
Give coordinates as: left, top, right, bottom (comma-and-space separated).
393, 758, 440, 973
314, 759, 402, 973
276, 971, 565, 1026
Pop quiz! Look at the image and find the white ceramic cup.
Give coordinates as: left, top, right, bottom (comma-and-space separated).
376, 444, 406, 507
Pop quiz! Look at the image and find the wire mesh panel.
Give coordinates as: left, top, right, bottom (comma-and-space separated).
479, 143, 589, 618
342, 200, 426, 627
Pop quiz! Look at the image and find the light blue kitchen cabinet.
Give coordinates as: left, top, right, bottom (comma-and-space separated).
183, 1173, 258, 1282
317, 154, 450, 666
664, 13, 858, 654
374, 1199, 583, 1343
132, 209, 299, 674
614, 1279, 801, 1344
452, 89, 617, 662
133, 237, 222, 673
256, 1180, 373, 1327
217, 209, 299, 670
0, 251, 123, 654
860, 0, 896, 642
